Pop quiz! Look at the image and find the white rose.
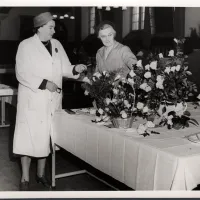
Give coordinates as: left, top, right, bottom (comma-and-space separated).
145, 64, 150, 70
137, 124, 147, 134
82, 77, 91, 84
164, 67, 171, 74
98, 108, 104, 115
144, 71, 151, 79
114, 74, 121, 81
171, 66, 176, 72
159, 53, 163, 58
137, 102, 144, 110
143, 106, 149, 113
105, 107, 109, 112
121, 112, 128, 119
156, 75, 164, 81
124, 100, 129, 105
145, 86, 152, 92
113, 88, 119, 94
137, 60, 143, 68
128, 78, 134, 84
129, 70, 136, 77
93, 72, 102, 78
84, 90, 89, 95
168, 50, 174, 57
156, 81, 164, 89
140, 83, 148, 90
150, 61, 157, 70
112, 98, 117, 103
175, 65, 181, 71
167, 119, 173, 126
105, 98, 111, 105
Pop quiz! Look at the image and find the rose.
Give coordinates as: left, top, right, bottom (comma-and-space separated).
145, 121, 155, 128
129, 70, 136, 77
159, 53, 163, 58
113, 88, 119, 94
156, 75, 164, 81
140, 83, 148, 90
171, 66, 176, 72
150, 61, 157, 70
114, 74, 121, 81
156, 81, 164, 89
105, 98, 111, 105
145, 64, 150, 70
84, 90, 89, 95
93, 72, 102, 78
137, 102, 144, 110
137, 60, 143, 68
164, 67, 171, 74
120, 110, 128, 118
82, 77, 91, 84
143, 106, 149, 113
145, 86, 152, 92
98, 108, 104, 115
112, 98, 117, 103
175, 65, 181, 71
144, 71, 151, 79
168, 50, 174, 57
128, 78, 134, 84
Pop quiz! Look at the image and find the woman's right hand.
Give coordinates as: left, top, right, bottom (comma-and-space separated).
46, 81, 58, 92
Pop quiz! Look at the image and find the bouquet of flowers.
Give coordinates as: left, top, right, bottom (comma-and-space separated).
82, 69, 137, 123
129, 38, 199, 129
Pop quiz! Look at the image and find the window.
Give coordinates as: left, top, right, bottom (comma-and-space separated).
132, 7, 155, 35
89, 7, 95, 34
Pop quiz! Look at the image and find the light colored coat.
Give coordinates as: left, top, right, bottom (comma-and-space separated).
13, 34, 78, 157
96, 41, 137, 77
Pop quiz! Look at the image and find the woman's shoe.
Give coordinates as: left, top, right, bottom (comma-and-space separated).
19, 181, 29, 191
36, 175, 52, 189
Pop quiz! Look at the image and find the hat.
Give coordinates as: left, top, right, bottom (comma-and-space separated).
33, 12, 53, 28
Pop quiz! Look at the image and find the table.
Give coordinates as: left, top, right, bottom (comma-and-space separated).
0, 84, 17, 127
52, 104, 200, 190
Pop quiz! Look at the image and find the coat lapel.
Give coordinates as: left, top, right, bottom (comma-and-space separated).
33, 34, 53, 61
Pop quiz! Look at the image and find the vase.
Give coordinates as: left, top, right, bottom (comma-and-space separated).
157, 101, 187, 117
111, 116, 135, 129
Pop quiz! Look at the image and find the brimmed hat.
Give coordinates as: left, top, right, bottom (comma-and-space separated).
33, 12, 53, 28
96, 20, 116, 34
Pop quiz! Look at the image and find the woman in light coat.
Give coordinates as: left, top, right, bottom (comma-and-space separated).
95, 21, 137, 77
13, 12, 87, 191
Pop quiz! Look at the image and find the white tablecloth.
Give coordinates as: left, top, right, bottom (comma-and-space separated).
53, 104, 200, 190
0, 84, 17, 105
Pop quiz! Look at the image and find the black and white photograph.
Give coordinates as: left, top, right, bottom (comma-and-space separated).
1, 1, 200, 197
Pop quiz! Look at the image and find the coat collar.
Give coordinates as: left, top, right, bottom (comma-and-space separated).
98, 41, 119, 59
33, 34, 53, 60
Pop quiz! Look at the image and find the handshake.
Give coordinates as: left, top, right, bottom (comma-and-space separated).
46, 64, 87, 93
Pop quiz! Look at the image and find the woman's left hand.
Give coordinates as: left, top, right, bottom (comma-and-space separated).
75, 64, 87, 73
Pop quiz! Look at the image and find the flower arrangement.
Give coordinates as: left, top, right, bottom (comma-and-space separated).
82, 69, 137, 124
129, 38, 199, 129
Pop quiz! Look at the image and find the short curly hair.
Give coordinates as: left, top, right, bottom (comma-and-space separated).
96, 20, 116, 37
